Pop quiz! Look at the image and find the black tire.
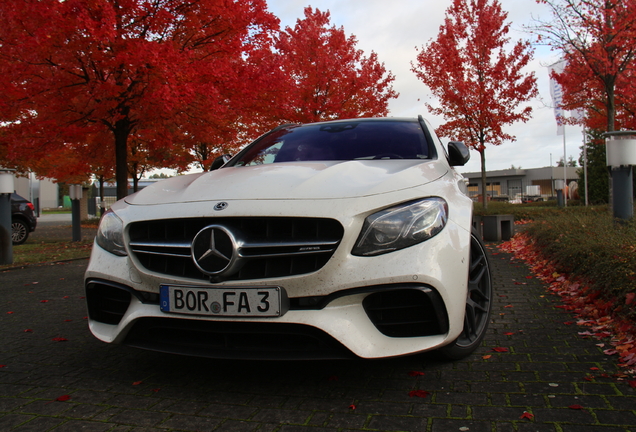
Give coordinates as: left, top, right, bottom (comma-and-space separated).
437, 229, 492, 360
12, 220, 29, 245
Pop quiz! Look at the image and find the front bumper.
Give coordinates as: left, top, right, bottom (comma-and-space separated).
84, 219, 471, 359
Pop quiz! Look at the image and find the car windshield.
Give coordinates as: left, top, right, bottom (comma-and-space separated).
233, 120, 432, 166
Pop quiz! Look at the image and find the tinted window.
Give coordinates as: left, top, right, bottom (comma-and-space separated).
233, 121, 431, 166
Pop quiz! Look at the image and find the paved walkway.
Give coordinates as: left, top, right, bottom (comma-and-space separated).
0, 244, 634, 431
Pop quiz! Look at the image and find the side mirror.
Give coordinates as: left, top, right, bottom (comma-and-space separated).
210, 154, 232, 171
447, 141, 470, 166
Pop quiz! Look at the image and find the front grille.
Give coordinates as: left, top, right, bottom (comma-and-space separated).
128, 217, 344, 281
123, 318, 355, 360
363, 288, 448, 337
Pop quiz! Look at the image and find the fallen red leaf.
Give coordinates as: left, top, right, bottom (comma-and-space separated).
0, 365, 5, 368
590, 367, 600, 371
408, 371, 425, 377
520, 411, 534, 420
132, 381, 143, 386
7, 311, 13, 314
626, 292, 635, 305
24, 329, 33, 333
51, 337, 67, 342
40, 300, 49, 303
482, 355, 492, 360
408, 390, 430, 398
151, 388, 160, 393
492, 347, 509, 353
503, 332, 515, 335
55, 395, 71, 402
349, 404, 356, 410
569, 404, 584, 410
628, 380, 636, 388
584, 376, 594, 381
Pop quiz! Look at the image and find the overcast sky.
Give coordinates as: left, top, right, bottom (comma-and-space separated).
266, 0, 585, 174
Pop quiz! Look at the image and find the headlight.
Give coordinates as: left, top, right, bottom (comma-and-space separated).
352, 198, 448, 256
96, 210, 127, 256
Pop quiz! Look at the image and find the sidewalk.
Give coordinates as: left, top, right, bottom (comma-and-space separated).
0, 243, 634, 431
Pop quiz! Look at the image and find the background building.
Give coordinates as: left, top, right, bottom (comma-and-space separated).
461, 166, 579, 201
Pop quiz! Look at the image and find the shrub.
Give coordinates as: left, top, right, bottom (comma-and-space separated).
523, 207, 636, 319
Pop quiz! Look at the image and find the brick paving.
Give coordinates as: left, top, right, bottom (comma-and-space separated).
1, 243, 635, 431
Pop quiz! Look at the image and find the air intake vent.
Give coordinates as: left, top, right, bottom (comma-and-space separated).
363, 288, 448, 337
86, 282, 132, 325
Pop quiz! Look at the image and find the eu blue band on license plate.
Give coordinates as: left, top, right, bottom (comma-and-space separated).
159, 285, 281, 317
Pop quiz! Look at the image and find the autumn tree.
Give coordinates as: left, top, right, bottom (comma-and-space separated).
531, 0, 636, 133
412, 0, 537, 209
0, 0, 281, 199
275, 7, 398, 124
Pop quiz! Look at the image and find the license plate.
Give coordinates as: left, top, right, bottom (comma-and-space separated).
160, 285, 281, 317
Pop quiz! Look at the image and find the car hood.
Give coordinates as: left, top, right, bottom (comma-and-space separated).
125, 160, 447, 205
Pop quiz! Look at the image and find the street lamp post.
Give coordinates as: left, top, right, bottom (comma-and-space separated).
603, 132, 636, 220
555, 179, 565, 208
0, 168, 15, 265
69, 184, 83, 242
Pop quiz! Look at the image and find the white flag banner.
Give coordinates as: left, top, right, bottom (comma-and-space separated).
548, 61, 566, 136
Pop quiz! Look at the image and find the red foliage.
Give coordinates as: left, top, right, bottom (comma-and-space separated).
520, 411, 534, 420
0, 0, 282, 197
408, 390, 430, 398
412, 0, 537, 153
275, 7, 397, 124
539, 0, 636, 132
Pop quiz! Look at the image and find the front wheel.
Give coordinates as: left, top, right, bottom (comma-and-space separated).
437, 229, 492, 360
12, 220, 29, 245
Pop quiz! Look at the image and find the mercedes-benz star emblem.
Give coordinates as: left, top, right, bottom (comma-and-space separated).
214, 202, 228, 211
191, 225, 236, 275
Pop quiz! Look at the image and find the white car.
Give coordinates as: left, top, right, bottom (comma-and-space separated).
85, 117, 492, 360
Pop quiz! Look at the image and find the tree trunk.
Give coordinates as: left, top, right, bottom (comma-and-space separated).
480, 148, 488, 210
114, 118, 131, 201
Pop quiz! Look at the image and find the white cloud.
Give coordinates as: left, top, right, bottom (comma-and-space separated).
266, 0, 586, 173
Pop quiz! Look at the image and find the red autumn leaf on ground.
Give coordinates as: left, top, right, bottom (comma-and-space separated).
40, 300, 49, 303
628, 380, 636, 388
63, 319, 72, 322
525, 276, 533, 279
409, 390, 430, 398
584, 376, 594, 381
482, 355, 492, 360
503, 332, 515, 335
569, 404, 584, 410
7, 311, 13, 314
590, 367, 600, 371
408, 371, 425, 377
151, 388, 160, 393
625, 292, 635, 305
349, 404, 356, 410
24, 329, 33, 333
520, 411, 534, 420
0, 365, 6, 368
55, 395, 71, 402
51, 337, 67, 342
492, 347, 509, 353
563, 321, 574, 325
132, 381, 143, 386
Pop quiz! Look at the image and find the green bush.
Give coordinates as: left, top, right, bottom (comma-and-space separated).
522, 206, 636, 319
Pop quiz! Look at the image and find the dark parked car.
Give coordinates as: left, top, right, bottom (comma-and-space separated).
11, 193, 37, 245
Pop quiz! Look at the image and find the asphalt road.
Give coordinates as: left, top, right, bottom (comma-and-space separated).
1, 228, 635, 431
